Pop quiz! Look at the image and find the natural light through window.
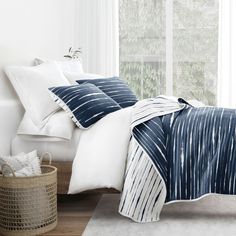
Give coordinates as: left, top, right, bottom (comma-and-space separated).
119, 0, 219, 105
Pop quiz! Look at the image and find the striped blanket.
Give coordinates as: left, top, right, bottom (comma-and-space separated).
119, 96, 236, 222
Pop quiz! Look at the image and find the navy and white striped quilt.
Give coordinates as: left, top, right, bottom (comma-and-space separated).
119, 96, 236, 222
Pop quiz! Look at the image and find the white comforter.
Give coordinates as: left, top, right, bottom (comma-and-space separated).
68, 107, 133, 194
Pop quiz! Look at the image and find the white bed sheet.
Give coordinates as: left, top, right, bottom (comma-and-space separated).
11, 128, 81, 162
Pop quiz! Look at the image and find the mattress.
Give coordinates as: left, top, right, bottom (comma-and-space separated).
11, 128, 81, 162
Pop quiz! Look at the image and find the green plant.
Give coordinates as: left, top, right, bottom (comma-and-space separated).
64, 47, 82, 59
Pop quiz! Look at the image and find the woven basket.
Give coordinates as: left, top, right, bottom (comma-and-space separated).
0, 153, 57, 236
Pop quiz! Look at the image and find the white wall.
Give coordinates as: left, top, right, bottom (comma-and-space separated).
0, 0, 76, 100
0, 0, 119, 155
0, 0, 76, 155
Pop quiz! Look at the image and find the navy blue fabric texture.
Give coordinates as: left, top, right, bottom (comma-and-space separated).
133, 106, 236, 202
76, 77, 138, 108
49, 84, 121, 129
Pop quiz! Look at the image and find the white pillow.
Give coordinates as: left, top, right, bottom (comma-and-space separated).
64, 72, 104, 85
34, 58, 84, 74
17, 110, 75, 141
0, 152, 25, 171
5, 62, 70, 128
0, 150, 41, 176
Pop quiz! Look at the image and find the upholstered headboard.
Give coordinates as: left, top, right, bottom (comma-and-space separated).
0, 0, 77, 156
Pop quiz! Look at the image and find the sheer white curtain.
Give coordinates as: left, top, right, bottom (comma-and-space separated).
75, 0, 119, 77
218, 0, 236, 108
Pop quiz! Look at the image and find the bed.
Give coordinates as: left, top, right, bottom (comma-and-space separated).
3, 61, 236, 223
1, 55, 133, 196
2, 46, 236, 224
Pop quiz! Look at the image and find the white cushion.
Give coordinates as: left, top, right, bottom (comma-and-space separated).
5, 62, 70, 127
0, 150, 41, 176
64, 72, 104, 84
0, 152, 25, 171
17, 110, 75, 141
34, 58, 84, 74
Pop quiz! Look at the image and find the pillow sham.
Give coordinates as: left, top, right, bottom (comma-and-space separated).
5, 62, 70, 127
49, 84, 121, 129
17, 110, 75, 141
64, 71, 104, 84
34, 58, 84, 74
76, 77, 138, 108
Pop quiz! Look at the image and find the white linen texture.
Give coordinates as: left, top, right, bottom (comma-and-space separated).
68, 107, 132, 193
12, 129, 81, 162
34, 58, 84, 74
4, 62, 70, 128
64, 71, 104, 84
17, 110, 75, 141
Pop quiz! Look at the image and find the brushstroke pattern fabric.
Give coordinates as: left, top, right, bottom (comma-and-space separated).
49, 84, 121, 129
164, 107, 236, 201
119, 96, 189, 222
119, 96, 236, 222
76, 77, 138, 108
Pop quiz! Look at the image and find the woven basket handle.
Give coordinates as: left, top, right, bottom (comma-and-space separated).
1, 164, 16, 177
40, 152, 52, 165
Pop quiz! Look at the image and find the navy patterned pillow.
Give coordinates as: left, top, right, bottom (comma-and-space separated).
49, 84, 121, 129
76, 77, 138, 108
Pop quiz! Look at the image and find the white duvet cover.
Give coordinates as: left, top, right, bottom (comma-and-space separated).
12, 107, 133, 193
68, 107, 132, 193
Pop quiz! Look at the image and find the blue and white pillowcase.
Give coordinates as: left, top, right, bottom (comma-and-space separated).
76, 77, 138, 108
48, 84, 121, 129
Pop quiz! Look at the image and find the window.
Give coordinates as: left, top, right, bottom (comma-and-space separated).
119, 0, 219, 105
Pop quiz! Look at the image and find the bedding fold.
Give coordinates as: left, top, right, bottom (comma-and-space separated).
119, 96, 189, 222
119, 96, 236, 222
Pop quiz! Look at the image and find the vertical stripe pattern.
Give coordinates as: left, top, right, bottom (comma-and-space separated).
163, 107, 236, 201
119, 96, 188, 222
119, 96, 236, 222
119, 138, 166, 222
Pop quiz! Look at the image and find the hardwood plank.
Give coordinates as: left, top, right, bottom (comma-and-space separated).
42, 194, 102, 236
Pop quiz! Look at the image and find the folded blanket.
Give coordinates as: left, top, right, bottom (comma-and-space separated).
119, 96, 236, 222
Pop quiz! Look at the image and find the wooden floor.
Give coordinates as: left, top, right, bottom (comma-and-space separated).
43, 194, 102, 236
